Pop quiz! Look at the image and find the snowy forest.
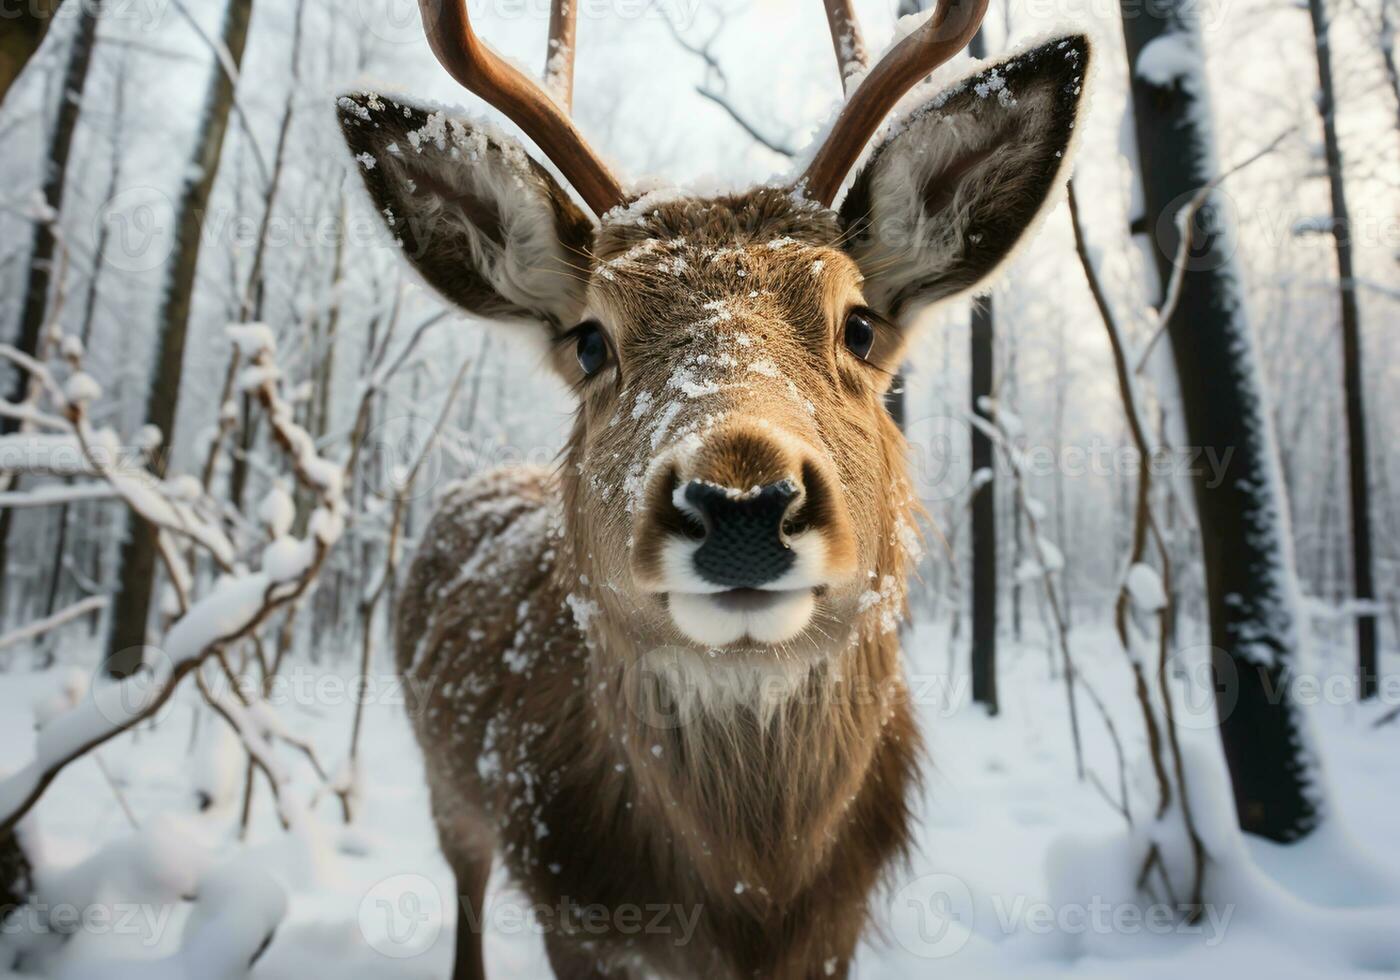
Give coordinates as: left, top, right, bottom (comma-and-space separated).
0, 0, 1397, 975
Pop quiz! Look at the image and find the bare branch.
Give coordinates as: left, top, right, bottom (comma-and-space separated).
0, 595, 107, 653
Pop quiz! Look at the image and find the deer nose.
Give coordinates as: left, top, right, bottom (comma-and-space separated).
682, 479, 801, 589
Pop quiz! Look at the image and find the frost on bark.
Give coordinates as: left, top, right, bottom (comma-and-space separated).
105, 0, 256, 678
1119, 3, 1323, 840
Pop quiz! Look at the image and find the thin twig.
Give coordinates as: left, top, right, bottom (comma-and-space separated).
1135, 127, 1296, 373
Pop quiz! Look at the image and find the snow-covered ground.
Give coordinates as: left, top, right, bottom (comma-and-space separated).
2, 619, 1398, 978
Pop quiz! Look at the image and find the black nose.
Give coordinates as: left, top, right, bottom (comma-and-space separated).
683, 479, 800, 589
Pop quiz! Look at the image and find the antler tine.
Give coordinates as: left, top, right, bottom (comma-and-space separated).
822, 0, 869, 95
416, 0, 624, 217
800, 0, 989, 207
544, 0, 578, 110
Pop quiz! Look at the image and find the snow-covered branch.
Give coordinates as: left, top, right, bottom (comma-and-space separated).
0, 324, 347, 837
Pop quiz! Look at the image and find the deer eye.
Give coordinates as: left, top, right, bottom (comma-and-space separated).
844, 309, 877, 361
575, 322, 610, 376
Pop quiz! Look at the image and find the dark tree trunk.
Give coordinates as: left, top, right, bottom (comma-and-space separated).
0, 0, 62, 107
41, 56, 129, 623
884, 375, 906, 430
105, 0, 256, 678
1307, 0, 1377, 699
0, 827, 32, 922
971, 297, 997, 715
0, 4, 101, 615
1120, 4, 1323, 841
965, 22, 997, 715
1379, 0, 1400, 141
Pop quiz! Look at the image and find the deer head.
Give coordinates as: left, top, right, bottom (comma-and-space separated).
338, 0, 1089, 669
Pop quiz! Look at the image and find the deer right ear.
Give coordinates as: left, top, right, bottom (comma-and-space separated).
838, 34, 1091, 318
337, 92, 594, 333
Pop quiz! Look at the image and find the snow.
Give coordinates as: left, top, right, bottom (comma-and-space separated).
1135, 34, 1202, 88
226, 323, 276, 356
258, 487, 295, 538
0, 0, 1394, 976
261, 537, 314, 582
1126, 563, 1168, 612
62, 373, 101, 405
1, 622, 1396, 978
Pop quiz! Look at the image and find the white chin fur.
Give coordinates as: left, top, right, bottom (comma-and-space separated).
667, 590, 815, 646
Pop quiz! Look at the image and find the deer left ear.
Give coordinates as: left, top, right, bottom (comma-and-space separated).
840, 34, 1091, 317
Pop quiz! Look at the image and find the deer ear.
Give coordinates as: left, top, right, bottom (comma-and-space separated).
839, 34, 1091, 317
337, 92, 593, 333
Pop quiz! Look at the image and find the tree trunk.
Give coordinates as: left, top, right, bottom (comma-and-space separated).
971, 296, 998, 715
105, 0, 256, 678
40, 53, 130, 626
1378, 0, 1400, 140
1307, 0, 1377, 698
0, 827, 32, 923
0, 0, 62, 107
1120, 3, 1324, 841
0, 3, 100, 615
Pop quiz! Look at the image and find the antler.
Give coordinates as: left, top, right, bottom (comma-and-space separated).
801, 0, 989, 206
543, 0, 578, 109
416, 0, 624, 216
822, 0, 869, 95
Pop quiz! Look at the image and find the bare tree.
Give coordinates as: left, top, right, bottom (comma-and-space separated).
1120, 0, 1324, 841
1306, 0, 1378, 698
0, 2, 101, 613
106, 0, 257, 678
970, 297, 997, 714
965, 25, 997, 715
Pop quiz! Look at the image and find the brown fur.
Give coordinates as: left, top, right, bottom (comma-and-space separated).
396, 192, 924, 979
350, 33, 1092, 980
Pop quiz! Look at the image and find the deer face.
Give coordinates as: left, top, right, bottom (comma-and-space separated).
568, 196, 887, 653
338, 28, 1090, 656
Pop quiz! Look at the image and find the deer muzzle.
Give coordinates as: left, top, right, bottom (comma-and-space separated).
631, 422, 858, 647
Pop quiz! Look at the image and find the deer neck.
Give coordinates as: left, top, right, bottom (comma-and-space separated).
580, 600, 910, 902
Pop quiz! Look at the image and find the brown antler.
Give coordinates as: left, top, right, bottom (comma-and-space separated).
801, 0, 989, 206
822, 0, 869, 95
417, 0, 624, 216
543, 0, 578, 110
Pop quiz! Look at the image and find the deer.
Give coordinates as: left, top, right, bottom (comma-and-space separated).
337, 0, 1089, 976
